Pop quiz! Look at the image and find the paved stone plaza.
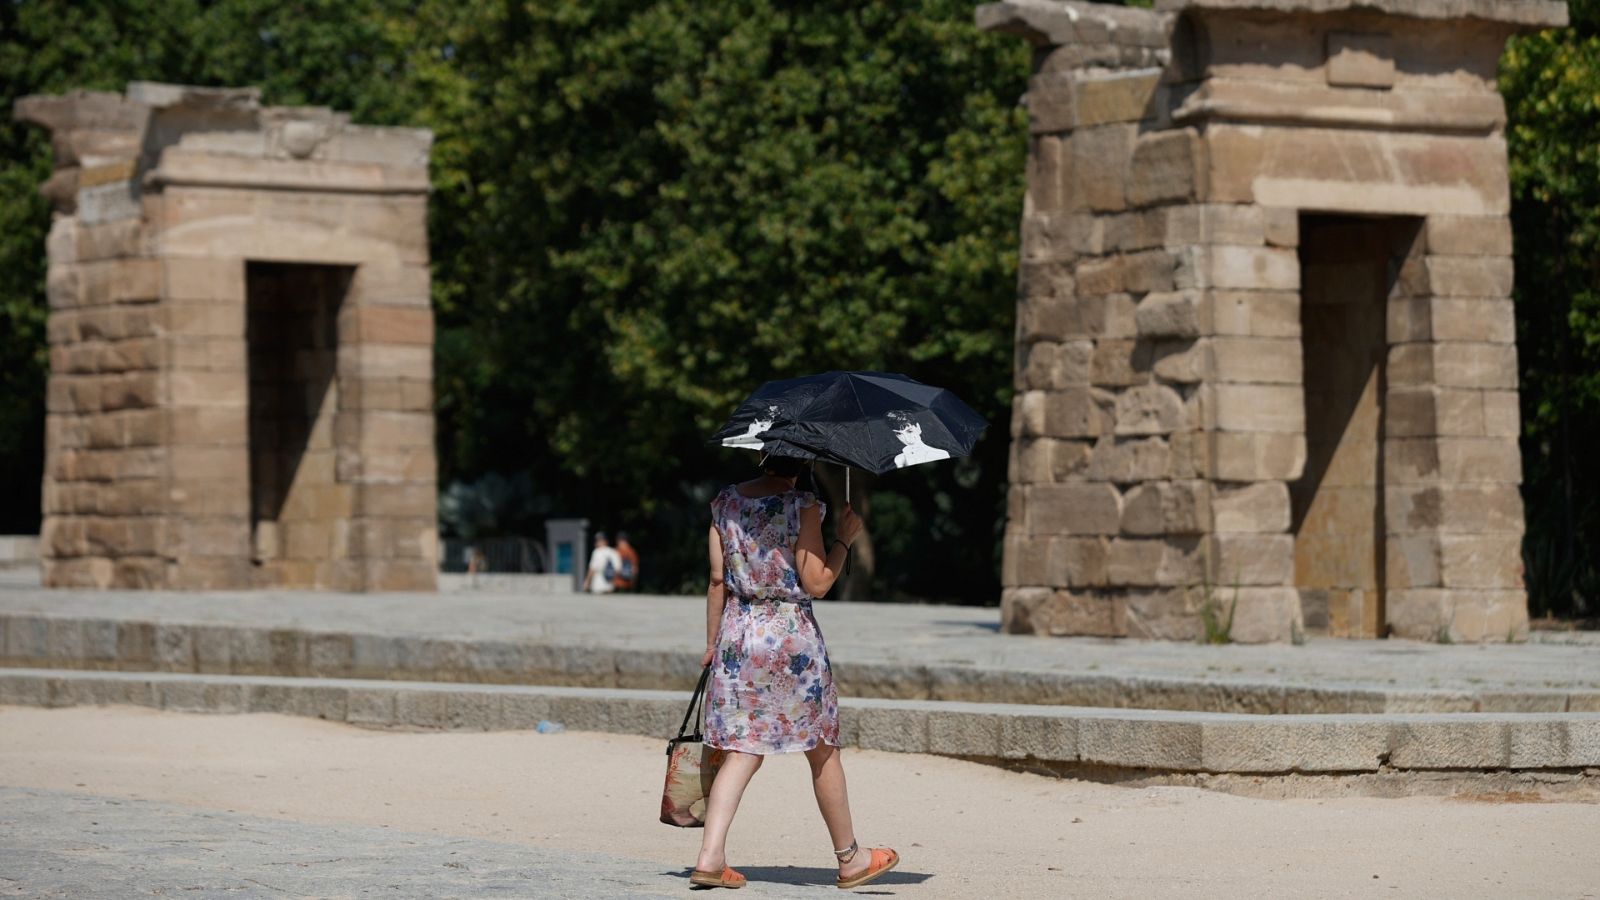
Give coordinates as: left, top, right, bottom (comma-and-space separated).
3, 707, 1597, 899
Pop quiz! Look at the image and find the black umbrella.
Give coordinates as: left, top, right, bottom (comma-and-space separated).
709, 371, 988, 496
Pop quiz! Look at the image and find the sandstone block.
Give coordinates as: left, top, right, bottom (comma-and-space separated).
1071, 124, 1135, 213
1026, 72, 1076, 134
1482, 390, 1520, 437
1208, 533, 1294, 586
1014, 391, 1044, 438
1103, 208, 1168, 252
1075, 256, 1124, 296
1211, 481, 1290, 533
1387, 535, 1442, 589
337, 344, 430, 381
1164, 204, 1273, 248
352, 264, 430, 308
1107, 537, 1203, 586
1127, 129, 1199, 207
1122, 588, 1201, 640
1426, 255, 1514, 298
1042, 590, 1123, 637
354, 482, 436, 519
1044, 389, 1104, 438
1121, 481, 1210, 536
1114, 384, 1186, 435
1223, 587, 1300, 643
1074, 70, 1163, 128
1025, 340, 1093, 390
1178, 246, 1299, 291
1151, 339, 1207, 383
1208, 432, 1306, 481
1020, 296, 1079, 342
1085, 436, 1171, 483
1017, 260, 1074, 302
1384, 436, 1522, 485
1263, 208, 1298, 248
1047, 538, 1109, 588
1210, 338, 1301, 384
1122, 249, 1177, 294
1079, 293, 1139, 338
1439, 535, 1525, 589
1028, 483, 1122, 536
1425, 216, 1512, 257
1203, 125, 1510, 216
1211, 291, 1299, 337
163, 257, 244, 302
1091, 340, 1152, 387
1206, 384, 1304, 433
1388, 343, 1517, 390
1135, 291, 1204, 339
1385, 484, 1525, 536
1027, 135, 1067, 213
1002, 534, 1045, 586
338, 305, 434, 346
1000, 587, 1052, 634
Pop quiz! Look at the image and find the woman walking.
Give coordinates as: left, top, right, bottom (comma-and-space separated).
689, 455, 899, 890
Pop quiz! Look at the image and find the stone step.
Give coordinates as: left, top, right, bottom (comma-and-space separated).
5, 667, 1599, 776
4, 611, 1597, 715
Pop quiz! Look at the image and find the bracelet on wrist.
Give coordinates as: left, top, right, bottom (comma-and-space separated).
832, 539, 850, 553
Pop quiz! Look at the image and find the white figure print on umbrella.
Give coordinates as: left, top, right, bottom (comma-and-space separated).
721, 406, 778, 449
889, 412, 950, 469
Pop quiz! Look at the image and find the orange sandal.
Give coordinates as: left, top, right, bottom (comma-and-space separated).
836, 844, 898, 890
689, 865, 747, 889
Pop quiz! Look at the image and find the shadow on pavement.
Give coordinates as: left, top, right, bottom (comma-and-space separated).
667, 865, 932, 890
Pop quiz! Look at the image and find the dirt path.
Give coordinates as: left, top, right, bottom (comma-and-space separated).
2, 705, 1596, 898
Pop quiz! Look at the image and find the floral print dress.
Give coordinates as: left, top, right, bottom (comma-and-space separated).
704, 485, 841, 754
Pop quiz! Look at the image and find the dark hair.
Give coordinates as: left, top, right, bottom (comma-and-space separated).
761, 454, 808, 478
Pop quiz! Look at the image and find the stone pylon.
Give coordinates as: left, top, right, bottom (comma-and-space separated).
981, 0, 1567, 642
16, 82, 438, 591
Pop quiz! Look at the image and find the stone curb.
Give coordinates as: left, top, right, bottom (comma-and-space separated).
4, 667, 1599, 775
5, 614, 1598, 716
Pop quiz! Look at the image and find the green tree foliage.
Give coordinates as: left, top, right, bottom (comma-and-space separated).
425, 1, 1029, 598
1501, 0, 1600, 617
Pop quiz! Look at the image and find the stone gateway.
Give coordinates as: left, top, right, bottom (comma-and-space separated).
16, 83, 438, 591
981, 0, 1567, 642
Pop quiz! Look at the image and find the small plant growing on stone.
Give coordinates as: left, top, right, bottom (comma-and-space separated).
1434, 623, 1455, 645
1199, 576, 1239, 645
1290, 617, 1306, 646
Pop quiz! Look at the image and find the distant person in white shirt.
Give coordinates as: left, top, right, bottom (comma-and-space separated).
584, 532, 622, 594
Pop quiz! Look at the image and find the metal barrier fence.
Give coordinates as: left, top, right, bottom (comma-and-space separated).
440, 537, 549, 574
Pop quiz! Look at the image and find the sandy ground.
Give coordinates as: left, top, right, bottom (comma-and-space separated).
1, 705, 1597, 899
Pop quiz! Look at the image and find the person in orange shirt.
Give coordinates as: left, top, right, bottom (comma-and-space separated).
613, 532, 639, 591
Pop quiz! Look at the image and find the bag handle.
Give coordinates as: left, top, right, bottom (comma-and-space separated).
673, 665, 712, 743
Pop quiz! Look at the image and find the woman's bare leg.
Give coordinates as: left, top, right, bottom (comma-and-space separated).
804, 744, 869, 878
695, 751, 763, 872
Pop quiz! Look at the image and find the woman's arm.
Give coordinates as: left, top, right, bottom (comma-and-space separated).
701, 523, 726, 667
795, 500, 862, 598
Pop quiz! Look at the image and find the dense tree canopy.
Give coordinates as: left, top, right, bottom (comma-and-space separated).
1502, 0, 1600, 618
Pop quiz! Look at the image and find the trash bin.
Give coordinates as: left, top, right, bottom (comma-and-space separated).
544, 518, 589, 592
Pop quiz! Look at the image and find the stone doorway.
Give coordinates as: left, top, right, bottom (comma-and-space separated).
246, 262, 354, 589
1293, 216, 1422, 638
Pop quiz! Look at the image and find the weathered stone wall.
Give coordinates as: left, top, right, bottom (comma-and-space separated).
982, 0, 1565, 642
16, 82, 438, 591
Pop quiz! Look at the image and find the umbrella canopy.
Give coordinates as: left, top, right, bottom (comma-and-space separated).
709, 371, 988, 476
